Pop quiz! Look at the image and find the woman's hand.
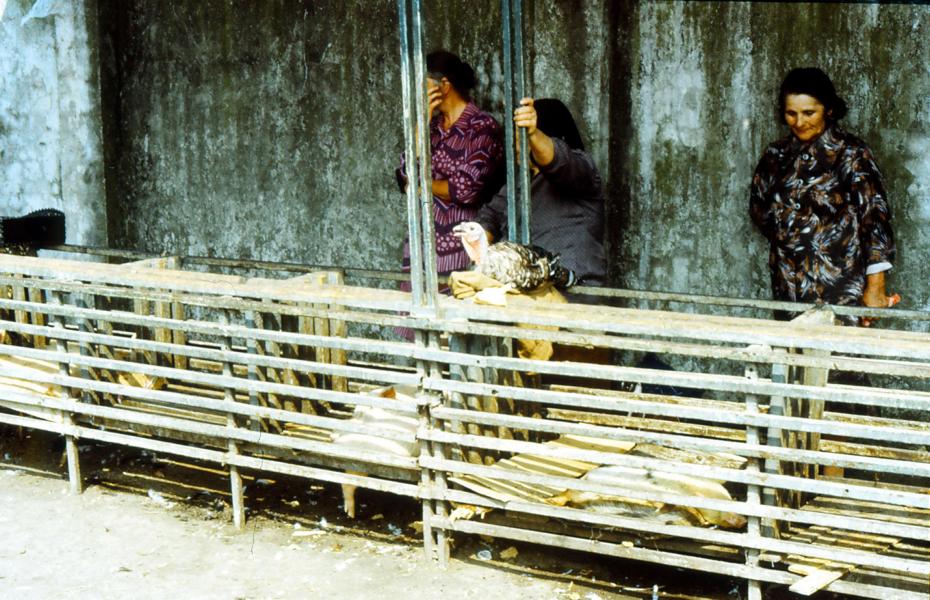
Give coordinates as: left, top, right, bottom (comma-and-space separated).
860, 271, 901, 327
514, 97, 555, 167
427, 79, 443, 117
514, 97, 538, 136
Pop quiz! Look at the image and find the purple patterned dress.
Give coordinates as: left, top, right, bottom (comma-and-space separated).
399, 102, 504, 280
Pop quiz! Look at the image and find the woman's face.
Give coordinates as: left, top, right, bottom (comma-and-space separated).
783, 94, 828, 143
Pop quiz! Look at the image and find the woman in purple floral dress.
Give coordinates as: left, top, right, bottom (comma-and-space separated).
397, 50, 504, 287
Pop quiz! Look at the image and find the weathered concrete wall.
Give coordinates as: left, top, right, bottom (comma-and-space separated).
0, 0, 106, 246
65, 1, 930, 317
100, 1, 404, 268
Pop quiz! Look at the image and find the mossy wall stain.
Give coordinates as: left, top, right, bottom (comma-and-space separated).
100, 1, 402, 269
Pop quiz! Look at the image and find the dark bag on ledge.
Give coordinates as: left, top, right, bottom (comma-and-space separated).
0, 209, 66, 248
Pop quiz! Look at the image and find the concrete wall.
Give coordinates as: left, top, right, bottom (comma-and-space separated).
99, 1, 404, 268
0, 0, 106, 246
3, 1, 927, 318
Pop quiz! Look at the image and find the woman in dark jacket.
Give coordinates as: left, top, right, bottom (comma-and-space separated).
473, 97, 607, 289
749, 67, 899, 324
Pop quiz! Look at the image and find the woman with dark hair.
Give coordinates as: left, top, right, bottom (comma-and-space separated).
749, 67, 899, 324
396, 50, 503, 283
469, 97, 607, 289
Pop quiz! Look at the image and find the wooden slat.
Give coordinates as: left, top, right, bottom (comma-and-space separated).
789, 564, 851, 595
449, 434, 631, 505
548, 406, 746, 441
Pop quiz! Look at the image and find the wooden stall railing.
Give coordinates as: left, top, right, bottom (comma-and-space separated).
421, 298, 930, 600
0, 252, 425, 528
1, 252, 928, 599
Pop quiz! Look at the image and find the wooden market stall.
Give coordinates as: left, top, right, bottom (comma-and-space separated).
1, 249, 928, 599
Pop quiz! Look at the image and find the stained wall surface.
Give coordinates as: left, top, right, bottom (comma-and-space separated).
2, 1, 928, 317
0, 0, 106, 246
98, 1, 405, 269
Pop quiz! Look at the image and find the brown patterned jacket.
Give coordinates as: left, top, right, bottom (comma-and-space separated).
750, 126, 895, 310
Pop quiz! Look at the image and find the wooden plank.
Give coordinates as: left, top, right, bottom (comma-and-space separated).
448, 433, 635, 507
804, 496, 930, 528
550, 383, 746, 413
0, 397, 65, 424
113, 398, 227, 426
450, 474, 558, 503
745, 365, 764, 600
548, 407, 746, 441
789, 565, 850, 595
507, 454, 593, 478
170, 300, 187, 371
0, 355, 66, 412
546, 434, 636, 454
797, 311, 833, 485
820, 440, 930, 464
26, 286, 46, 348
631, 442, 747, 470
119, 256, 182, 270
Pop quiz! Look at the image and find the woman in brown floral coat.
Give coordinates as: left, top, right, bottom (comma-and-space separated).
750, 68, 899, 325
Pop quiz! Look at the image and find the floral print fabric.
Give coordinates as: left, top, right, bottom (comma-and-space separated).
399, 102, 503, 276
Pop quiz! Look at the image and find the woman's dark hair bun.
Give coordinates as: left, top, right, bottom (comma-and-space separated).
777, 67, 848, 124
426, 50, 476, 96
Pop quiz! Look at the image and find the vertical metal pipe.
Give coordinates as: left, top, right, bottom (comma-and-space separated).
501, 0, 517, 243
426, 330, 450, 565
414, 330, 436, 560
411, 0, 438, 310
397, 0, 425, 308
512, 0, 531, 245
398, 0, 439, 560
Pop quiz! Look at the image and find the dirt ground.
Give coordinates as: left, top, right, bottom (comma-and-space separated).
0, 428, 743, 600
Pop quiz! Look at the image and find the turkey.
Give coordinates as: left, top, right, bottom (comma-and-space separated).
331, 386, 420, 518
452, 222, 576, 291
